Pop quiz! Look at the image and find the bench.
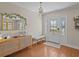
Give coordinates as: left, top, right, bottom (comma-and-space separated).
32, 35, 45, 45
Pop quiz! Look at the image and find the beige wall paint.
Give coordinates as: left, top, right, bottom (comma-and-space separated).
0, 3, 42, 36
43, 4, 79, 49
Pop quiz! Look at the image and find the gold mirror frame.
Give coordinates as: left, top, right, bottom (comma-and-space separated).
0, 13, 27, 31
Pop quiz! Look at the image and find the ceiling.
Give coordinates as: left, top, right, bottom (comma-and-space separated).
13, 2, 78, 13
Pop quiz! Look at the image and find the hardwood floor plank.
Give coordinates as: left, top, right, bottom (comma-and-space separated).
7, 42, 79, 57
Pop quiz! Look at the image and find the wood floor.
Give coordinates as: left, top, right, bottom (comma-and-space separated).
7, 42, 79, 57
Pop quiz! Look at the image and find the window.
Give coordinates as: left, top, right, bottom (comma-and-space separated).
50, 20, 59, 32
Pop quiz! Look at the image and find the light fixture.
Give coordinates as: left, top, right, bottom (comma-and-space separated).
38, 2, 43, 14
38, 2, 44, 35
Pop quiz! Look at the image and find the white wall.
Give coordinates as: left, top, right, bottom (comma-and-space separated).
0, 3, 42, 37
43, 4, 79, 49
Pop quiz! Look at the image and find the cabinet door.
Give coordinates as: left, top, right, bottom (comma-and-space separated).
19, 37, 25, 49
0, 39, 19, 56
19, 36, 31, 49
24, 36, 31, 47
4, 39, 19, 51
0, 43, 6, 56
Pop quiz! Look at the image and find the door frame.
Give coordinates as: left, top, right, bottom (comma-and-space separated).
45, 16, 68, 45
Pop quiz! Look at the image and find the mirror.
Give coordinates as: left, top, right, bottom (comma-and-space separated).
0, 13, 27, 31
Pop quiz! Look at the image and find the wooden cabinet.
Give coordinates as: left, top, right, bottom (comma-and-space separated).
19, 36, 31, 49
19, 37, 26, 49
0, 36, 31, 56
0, 39, 19, 56
0, 43, 5, 56
23, 36, 32, 47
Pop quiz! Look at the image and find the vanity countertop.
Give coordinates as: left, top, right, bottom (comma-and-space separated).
0, 36, 26, 43
0, 39, 9, 43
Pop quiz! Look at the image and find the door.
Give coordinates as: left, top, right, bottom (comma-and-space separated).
46, 17, 67, 44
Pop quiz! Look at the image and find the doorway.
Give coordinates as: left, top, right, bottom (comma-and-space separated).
45, 16, 67, 48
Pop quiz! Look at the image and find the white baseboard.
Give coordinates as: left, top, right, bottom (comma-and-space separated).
61, 43, 79, 50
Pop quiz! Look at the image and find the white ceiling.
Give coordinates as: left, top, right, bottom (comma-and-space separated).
13, 2, 77, 13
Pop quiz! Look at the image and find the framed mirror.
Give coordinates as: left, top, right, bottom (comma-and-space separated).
0, 13, 27, 31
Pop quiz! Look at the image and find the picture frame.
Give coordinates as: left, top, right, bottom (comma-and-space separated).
74, 16, 79, 29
